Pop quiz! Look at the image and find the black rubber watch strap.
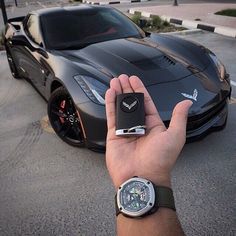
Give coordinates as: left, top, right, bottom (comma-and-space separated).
155, 186, 176, 211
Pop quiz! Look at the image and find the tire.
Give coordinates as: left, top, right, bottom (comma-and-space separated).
6, 48, 21, 79
48, 87, 85, 147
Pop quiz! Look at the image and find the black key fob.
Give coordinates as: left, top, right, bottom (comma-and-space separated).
116, 93, 146, 136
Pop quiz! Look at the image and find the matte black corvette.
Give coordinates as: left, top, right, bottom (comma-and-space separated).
4, 5, 231, 151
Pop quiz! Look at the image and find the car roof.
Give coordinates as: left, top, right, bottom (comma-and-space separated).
31, 4, 109, 17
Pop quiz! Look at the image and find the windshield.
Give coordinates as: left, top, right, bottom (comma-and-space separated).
41, 8, 144, 50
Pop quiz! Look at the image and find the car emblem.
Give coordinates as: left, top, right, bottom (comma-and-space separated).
121, 96, 139, 113
181, 89, 198, 101
122, 100, 137, 110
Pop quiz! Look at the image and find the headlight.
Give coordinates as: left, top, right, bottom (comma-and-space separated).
74, 75, 108, 105
208, 52, 226, 82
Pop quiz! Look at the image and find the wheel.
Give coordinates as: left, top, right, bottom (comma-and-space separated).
48, 87, 85, 147
6, 48, 21, 79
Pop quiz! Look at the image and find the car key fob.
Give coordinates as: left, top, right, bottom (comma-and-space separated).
115, 93, 146, 136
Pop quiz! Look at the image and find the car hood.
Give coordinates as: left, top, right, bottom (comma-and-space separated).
54, 38, 229, 121
59, 37, 199, 86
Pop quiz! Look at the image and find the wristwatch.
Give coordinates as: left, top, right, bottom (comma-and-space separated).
116, 177, 176, 218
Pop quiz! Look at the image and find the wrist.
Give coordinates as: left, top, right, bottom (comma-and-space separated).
140, 174, 171, 188
114, 174, 171, 190
117, 208, 184, 236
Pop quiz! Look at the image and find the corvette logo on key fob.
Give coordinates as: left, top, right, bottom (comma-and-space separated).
121, 96, 139, 112
116, 93, 146, 136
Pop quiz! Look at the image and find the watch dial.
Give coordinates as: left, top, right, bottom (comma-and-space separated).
120, 180, 150, 212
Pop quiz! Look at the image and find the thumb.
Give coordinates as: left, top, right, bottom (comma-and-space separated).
168, 100, 193, 140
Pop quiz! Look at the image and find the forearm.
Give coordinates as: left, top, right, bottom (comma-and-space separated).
117, 208, 184, 236
116, 176, 184, 236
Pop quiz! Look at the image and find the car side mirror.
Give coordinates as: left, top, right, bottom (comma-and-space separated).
10, 35, 48, 58
10, 34, 33, 49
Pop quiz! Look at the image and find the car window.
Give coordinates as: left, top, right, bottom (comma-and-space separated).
25, 15, 43, 46
41, 8, 144, 50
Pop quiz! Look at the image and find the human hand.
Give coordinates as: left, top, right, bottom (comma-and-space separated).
105, 74, 192, 189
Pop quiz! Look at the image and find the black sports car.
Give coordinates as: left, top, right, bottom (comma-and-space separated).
4, 5, 231, 151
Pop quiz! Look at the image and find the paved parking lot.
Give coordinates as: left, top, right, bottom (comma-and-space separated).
0, 28, 235, 236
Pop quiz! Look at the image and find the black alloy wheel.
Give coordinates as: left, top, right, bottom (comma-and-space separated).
48, 87, 85, 147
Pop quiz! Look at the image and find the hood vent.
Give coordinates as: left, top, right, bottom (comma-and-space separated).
132, 55, 176, 71
162, 55, 176, 66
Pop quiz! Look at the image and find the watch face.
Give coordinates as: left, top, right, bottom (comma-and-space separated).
117, 177, 155, 217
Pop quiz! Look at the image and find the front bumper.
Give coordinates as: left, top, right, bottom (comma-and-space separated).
77, 97, 229, 151
186, 99, 228, 142
162, 98, 228, 142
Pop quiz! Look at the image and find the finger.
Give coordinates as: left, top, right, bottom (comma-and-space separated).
129, 75, 158, 116
105, 88, 117, 132
110, 77, 122, 95
168, 100, 193, 139
129, 75, 165, 129
118, 74, 134, 93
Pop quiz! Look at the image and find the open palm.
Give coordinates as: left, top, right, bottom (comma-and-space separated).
105, 75, 192, 188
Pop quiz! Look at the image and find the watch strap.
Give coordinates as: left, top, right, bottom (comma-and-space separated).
155, 186, 176, 211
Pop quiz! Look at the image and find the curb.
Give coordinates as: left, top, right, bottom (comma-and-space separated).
129, 9, 236, 38
161, 29, 203, 36
82, 0, 148, 5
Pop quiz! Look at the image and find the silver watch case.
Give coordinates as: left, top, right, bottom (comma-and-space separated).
117, 177, 155, 217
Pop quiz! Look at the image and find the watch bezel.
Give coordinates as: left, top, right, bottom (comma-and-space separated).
117, 177, 156, 217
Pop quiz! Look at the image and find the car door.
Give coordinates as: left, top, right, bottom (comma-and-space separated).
20, 14, 47, 97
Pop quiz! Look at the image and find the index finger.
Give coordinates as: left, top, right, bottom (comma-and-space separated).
129, 75, 165, 129
105, 88, 116, 133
